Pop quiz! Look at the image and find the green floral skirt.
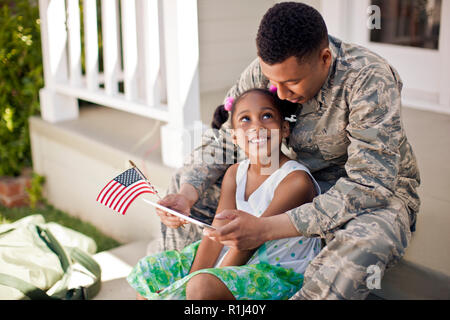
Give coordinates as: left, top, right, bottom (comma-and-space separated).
127, 241, 304, 300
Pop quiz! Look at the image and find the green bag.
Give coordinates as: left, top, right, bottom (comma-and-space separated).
0, 215, 101, 300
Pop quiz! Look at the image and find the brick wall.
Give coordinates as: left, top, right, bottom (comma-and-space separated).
0, 169, 32, 207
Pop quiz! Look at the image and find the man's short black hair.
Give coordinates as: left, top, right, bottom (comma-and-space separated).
256, 2, 329, 65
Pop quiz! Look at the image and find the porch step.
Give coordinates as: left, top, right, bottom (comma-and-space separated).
29, 104, 175, 243
28, 89, 228, 244
92, 239, 159, 300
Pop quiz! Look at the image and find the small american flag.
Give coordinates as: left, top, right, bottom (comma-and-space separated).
97, 167, 155, 215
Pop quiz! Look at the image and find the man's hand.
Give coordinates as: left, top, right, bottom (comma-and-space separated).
203, 209, 269, 250
156, 183, 199, 229
156, 194, 191, 229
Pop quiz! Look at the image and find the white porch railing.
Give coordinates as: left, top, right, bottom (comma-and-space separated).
38, 0, 203, 168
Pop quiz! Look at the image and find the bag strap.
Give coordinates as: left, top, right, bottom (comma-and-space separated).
0, 225, 101, 300
36, 225, 71, 272
39, 225, 102, 300
64, 247, 102, 299
0, 273, 55, 300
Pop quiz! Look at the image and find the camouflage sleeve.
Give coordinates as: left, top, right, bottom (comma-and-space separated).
179, 58, 269, 197
287, 65, 403, 238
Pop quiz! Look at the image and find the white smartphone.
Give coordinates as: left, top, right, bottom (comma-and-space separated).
143, 198, 216, 230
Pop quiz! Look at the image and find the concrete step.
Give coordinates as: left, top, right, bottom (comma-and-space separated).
28, 89, 228, 244
92, 240, 159, 300
29, 105, 174, 243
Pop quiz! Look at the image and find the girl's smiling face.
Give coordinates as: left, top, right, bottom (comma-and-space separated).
231, 91, 290, 163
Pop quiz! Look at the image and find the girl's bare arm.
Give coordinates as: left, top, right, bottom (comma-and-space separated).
188, 164, 238, 274
218, 170, 316, 267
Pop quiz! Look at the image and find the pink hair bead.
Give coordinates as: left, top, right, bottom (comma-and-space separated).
224, 97, 234, 111
269, 85, 277, 93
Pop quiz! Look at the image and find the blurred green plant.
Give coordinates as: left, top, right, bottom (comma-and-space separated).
0, 0, 43, 177
26, 171, 45, 208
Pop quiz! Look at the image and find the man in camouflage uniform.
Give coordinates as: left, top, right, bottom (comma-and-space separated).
156, 2, 420, 300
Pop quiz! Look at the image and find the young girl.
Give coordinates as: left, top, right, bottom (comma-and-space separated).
127, 88, 322, 300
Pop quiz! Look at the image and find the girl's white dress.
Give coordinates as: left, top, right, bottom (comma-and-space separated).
215, 159, 322, 275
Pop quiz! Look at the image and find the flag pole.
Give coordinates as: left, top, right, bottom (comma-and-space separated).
129, 160, 162, 200
129, 160, 186, 229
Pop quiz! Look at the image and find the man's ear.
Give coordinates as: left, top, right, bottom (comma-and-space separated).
229, 129, 237, 145
320, 47, 332, 67
281, 121, 290, 139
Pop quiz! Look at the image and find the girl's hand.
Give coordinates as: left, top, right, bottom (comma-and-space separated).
203, 209, 268, 250
156, 194, 191, 229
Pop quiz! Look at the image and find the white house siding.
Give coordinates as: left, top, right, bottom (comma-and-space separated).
198, 0, 273, 93
197, 0, 321, 94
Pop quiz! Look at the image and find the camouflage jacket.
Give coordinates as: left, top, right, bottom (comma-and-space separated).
180, 35, 421, 239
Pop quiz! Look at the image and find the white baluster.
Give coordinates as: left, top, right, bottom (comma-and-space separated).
67, 0, 82, 86
101, 0, 120, 95
83, 0, 99, 91
121, 0, 139, 100
139, 0, 161, 106
38, 0, 79, 122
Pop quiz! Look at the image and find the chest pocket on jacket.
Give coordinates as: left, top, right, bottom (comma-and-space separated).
315, 130, 349, 161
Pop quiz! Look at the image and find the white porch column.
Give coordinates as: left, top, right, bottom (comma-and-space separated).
38, 0, 79, 123
160, 0, 204, 168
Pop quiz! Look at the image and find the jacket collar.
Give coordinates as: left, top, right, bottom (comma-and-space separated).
311, 35, 340, 109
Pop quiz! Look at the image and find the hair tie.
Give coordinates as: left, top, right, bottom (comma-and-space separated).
269, 84, 277, 93
224, 97, 234, 111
